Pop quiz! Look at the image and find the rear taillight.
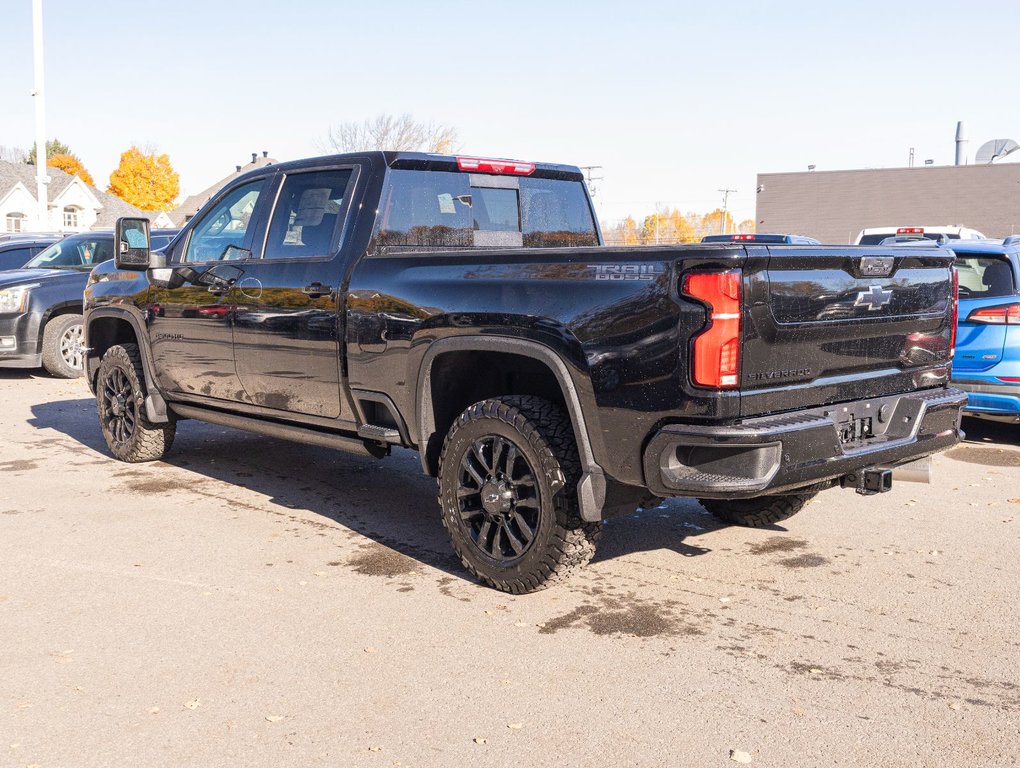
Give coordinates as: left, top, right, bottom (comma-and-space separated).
733, 234, 755, 241
950, 269, 959, 359
456, 157, 535, 175
683, 270, 742, 388
897, 227, 924, 235
964, 303, 1020, 325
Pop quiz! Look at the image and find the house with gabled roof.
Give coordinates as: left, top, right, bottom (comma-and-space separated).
0, 159, 173, 233
169, 151, 276, 227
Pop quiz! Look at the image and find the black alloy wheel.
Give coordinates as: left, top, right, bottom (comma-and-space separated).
101, 365, 138, 447
95, 343, 175, 463
457, 435, 541, 564
437, 396, 601, 594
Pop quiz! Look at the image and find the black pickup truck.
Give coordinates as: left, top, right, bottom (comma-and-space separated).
83, 152, 966, 593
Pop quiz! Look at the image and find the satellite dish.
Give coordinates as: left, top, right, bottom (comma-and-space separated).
975, 138, 1020, 164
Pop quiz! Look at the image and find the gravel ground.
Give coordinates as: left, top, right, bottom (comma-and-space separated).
1, 371, 1018, 768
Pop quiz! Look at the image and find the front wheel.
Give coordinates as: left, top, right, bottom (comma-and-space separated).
437, 396, 601, 594
41, 314, 85, 378
699, 491, 817, 528
96, 343, 175, 462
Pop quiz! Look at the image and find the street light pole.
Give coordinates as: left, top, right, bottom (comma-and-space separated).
32, 0, 48, 231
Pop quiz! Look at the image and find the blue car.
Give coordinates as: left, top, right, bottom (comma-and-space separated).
952, 236, 1020, 422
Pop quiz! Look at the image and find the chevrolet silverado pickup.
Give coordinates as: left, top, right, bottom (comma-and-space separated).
83, 152, 966, 593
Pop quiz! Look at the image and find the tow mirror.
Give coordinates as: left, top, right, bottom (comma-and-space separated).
115, 217, 152, 269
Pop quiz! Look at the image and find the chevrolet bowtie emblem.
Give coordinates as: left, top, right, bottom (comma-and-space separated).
854, 285, 893, 311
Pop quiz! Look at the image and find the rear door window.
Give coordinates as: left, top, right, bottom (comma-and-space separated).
955, 256, 1016, 299
262, 169, 353, 259
372, 170, 597, 251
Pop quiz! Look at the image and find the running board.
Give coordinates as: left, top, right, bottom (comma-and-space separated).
357, 424, 402, 444
168, 404, 388, 458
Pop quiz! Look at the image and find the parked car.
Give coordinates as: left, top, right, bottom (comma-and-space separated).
856, 225, 985, 245
701, 233, 820, 244
83, 152, 964, 593
877, 234, 951, 246
951, 236, 1020, 422
0, 228, 176, 378
149, 229, 180, 250
0, 234, 64, 271
0, 232, 65, 244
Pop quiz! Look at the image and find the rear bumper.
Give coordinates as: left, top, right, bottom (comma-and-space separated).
953, 377, 1020, 418
643, 387, 966, 499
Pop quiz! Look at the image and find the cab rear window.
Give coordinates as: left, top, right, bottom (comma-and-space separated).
372, 170, 598, 251
955, 256, 1016, 299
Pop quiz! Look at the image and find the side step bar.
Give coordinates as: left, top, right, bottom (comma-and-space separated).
168, 404, 388, 458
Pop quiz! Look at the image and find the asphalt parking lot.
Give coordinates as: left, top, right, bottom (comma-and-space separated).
1, 372, 1019, 768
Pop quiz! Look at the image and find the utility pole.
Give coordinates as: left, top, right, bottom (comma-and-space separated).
578, 165, 603, 199
31, 0, 48, 231
718, 188, 736, 234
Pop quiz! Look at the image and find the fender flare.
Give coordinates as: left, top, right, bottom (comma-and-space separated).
415, 335, 607, 521
85, 307, 169, 423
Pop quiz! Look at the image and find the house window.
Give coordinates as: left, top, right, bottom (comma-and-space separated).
5, 212, 26, 232
63, 206, 80, 228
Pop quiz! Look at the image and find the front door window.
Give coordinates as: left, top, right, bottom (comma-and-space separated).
184, 180, 264, 262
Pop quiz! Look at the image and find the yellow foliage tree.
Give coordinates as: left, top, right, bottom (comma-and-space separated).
602, 216, 641, 246
700, 208, 735, 237
639, 208, 699, 245
108, 146, 180, 211
47, 153, 95, 187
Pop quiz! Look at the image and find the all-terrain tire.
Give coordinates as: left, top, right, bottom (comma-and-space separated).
437, 395, 601, 594
699, 491, 817, 528
41, 313, 85, 379
96, 343, 176, 462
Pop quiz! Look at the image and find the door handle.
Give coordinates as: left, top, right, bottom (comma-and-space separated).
302, 282, 329, 299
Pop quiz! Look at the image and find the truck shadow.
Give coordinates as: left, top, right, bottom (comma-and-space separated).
28, 398, 721, 582
961, 415, 1020, 447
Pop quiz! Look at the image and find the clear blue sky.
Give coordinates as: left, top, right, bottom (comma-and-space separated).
2, 0, 1018, 225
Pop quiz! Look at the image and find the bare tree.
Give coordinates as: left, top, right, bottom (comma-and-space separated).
0, 145, 28, 163
322, 113, 459, 154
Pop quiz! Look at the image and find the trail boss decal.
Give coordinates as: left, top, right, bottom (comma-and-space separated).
590, 264, 663, 281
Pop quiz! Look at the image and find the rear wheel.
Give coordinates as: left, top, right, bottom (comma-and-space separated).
96, 343, 175, 462
699, 491, 817, 528
41, 314, 85, 379
437, 396, 601, 594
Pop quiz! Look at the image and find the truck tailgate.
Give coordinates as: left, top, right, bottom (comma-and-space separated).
739, 245, 955, 417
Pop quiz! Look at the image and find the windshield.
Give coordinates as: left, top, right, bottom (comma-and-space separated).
24, 234, 115, 270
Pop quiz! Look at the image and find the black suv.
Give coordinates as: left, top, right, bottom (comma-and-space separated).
0, 229, 178, 377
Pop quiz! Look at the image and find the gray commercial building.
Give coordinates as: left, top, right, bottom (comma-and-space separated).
755, 163, 1020, 244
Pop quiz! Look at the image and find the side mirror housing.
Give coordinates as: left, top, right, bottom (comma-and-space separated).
115, 217, 152, 269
